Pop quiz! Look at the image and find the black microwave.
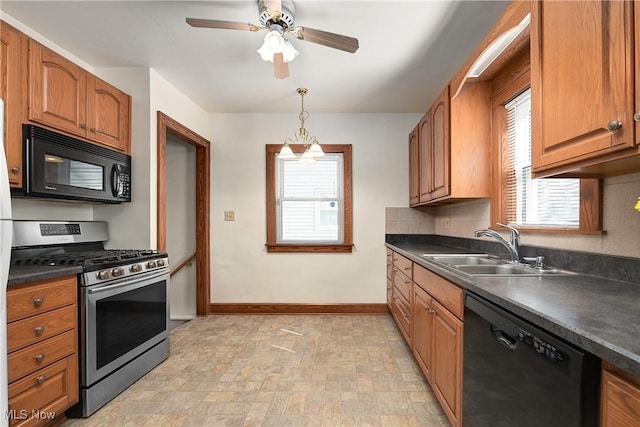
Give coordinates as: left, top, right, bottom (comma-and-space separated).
16, 125, 131, 203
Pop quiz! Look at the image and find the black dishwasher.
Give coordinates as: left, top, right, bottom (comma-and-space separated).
463, 292, 600, 427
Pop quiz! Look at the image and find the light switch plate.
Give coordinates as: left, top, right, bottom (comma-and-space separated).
443, 217, 450, 230
224, 211, 235, 221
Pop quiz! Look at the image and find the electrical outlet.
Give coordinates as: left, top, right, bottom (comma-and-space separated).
443, 217, 450, 230
224, 211, 235, 221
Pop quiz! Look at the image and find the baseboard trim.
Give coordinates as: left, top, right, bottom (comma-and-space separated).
208, 303, 390, 315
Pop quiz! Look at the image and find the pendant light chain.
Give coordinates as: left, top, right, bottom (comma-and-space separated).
277, 87, 324, 160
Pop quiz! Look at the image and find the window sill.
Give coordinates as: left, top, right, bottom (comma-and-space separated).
266, 244, 354, 253
491, 227, 606, 236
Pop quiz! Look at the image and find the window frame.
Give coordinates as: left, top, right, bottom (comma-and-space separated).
490, 53, 603, 234
266, 144, 353, 252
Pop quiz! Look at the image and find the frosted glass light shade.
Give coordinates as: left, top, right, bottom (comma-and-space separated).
300, 149, 315, 163
308, 141, 324, 157
282, 40, 299, 63
277, 143, 296, 159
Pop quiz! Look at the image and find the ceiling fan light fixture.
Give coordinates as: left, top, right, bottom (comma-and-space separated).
282, 40, 299, 63
265, 28, 285, 53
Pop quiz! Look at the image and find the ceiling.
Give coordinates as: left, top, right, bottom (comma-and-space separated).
0, 1, 509, 114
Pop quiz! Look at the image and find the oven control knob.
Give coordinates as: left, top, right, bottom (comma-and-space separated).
130, 264, 142, 273
146, 260, 157, 269
111, 267, 125, 277
97, 270, 111, 280
157, 259, 165, 267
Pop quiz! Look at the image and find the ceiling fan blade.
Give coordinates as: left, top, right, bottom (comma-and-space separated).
186, 18, 257, 31
273, 53, 289, 79
294, 27, 359, 53
264, 0, 282, 14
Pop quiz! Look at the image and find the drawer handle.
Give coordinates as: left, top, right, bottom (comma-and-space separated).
404, 280, 411, 285
34, 354, 46, 363
33, 297, 45, 306
34, 326, 45, 335
403, 267, 411, 271
36, 375, 46, 384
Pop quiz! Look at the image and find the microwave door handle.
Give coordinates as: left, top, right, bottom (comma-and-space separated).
111, 165, 121, 197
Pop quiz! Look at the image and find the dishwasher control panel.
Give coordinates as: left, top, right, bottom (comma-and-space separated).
518, 328, 568, 364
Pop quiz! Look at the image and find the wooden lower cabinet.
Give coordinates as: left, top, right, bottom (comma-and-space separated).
431, 299, 463, 426
7, 276, 79, 427
601, 362, 640, 427
387, 252, 464, 427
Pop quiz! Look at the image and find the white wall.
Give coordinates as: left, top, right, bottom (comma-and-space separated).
210, 113, 420, 303
166, 135, 196, 319
387, 173, 640, 259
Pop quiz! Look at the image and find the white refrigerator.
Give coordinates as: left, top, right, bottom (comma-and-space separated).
0, 98, 12, 423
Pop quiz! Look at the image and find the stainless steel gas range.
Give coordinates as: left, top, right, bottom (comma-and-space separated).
11, 221, 170, 417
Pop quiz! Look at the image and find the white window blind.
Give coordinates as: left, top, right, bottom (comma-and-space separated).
276, 154, 344, 243
505, 89, 580, 228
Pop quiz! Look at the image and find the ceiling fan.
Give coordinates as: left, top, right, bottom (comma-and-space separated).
186, 0, 359, 79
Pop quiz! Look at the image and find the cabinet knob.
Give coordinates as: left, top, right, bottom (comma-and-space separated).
607, 120, 622, 131
80, 123, 87, 129
90, 128, 97, 133
34, 326, 45, 335
33, 297, 45, 306
34, 354, 45, 363
10, 167, 19, 174
35, 375, 46, 384
634, 111, 640, 122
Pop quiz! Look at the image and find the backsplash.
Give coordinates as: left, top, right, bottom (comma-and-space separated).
386, 172, 640, 259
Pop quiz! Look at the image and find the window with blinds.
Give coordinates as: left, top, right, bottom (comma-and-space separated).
505, 88, 580, 228
276, 154, 344, 243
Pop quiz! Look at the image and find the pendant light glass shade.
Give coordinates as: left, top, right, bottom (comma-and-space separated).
300, 149, 315, 163
308, 140, 325, 157
277, 142, 296, 159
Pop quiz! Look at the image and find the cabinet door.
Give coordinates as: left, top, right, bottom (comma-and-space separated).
28, 40, 87, 138
432, 299, 463, 427
601, 369, 640, 427
418, 112, 431, 203
87, 75, 130, 152
531, 0, 634, 173
1, 22, 25, 188
412, 285, 433, 382
408, 124, 420, 206
430, 86, 450, 200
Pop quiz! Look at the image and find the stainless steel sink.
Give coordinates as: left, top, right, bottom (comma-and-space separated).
454, 264, 575, 276
423, 255, 501, 266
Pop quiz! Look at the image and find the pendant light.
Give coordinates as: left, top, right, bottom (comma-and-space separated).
278, 88, 324, 161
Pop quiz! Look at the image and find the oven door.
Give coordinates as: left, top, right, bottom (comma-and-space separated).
82, 269, 169, 386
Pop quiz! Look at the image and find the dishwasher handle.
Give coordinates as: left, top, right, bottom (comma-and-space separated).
490, 325, 518, 351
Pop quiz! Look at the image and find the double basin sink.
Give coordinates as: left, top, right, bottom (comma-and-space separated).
421, 253, 576, 277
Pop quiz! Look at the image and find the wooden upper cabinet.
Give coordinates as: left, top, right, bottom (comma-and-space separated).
531, 0, 636, 176
28, 40, 131, 153
1, 22, 25, 188
430, 86, 450, 200
418, 112, 431, 203
409, 124, 420, 206
28, 40, 87, 137
87, 76, 131, 153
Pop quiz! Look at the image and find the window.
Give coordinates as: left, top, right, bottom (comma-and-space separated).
504, 88, 580, 228
266, 144, 353, 252
491, 56, 602, 233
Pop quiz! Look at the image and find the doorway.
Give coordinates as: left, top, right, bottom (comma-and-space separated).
157, 111, 210, 315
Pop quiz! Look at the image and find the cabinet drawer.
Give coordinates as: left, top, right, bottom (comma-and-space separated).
8, 331, 76, 383
414, 264, 463, 319
8, 355, 78, 427
392, 268, 412, 302
7, 276, 76, 322
392, 253, 413, 279
7, 306, 76, 353
392, 290, 411, 343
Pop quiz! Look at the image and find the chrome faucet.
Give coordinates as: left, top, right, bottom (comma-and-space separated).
474, 223, 522, 263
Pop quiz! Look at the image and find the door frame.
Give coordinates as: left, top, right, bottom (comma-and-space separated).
157, 111, 210, 315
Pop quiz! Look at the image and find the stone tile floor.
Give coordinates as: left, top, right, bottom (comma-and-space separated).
63, 314, 449, 427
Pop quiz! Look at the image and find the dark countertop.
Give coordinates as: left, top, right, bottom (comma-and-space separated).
8, 265, 83, 287
386, 239, 640, 377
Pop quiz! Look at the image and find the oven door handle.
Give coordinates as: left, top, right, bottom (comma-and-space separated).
88, 269, 169, 294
